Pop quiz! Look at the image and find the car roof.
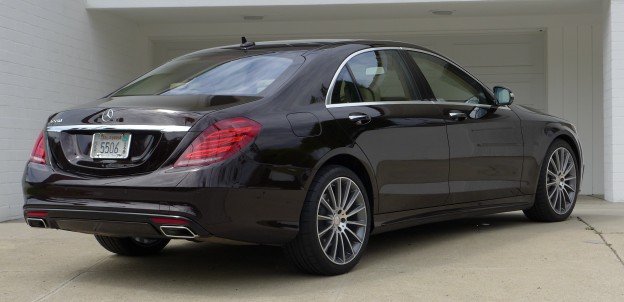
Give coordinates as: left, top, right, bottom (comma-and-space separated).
184, 39, 436, 57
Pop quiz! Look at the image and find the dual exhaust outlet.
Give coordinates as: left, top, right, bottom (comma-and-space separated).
26, 216, 198, 239
26, 218, 47, 228
150, 217, 198, 239
159, 225, 197, 239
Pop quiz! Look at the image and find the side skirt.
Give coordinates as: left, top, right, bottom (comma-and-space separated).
372, 195, 534, 235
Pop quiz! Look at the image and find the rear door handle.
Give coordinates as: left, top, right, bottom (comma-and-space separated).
348, 112, 371, 125
449, 111, 467, 121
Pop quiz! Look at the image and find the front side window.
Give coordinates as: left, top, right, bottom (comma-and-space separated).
113, 52, 302, 97
330, 50, 418, 104
408, 52, 491, 105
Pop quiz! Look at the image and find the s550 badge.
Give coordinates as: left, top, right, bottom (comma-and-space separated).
49, 118, 62, 124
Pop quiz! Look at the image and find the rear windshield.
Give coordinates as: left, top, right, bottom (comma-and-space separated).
113, 51, 304, 97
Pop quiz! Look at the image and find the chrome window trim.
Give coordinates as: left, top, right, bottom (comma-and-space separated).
47, 125, 191, 132
327, 100, 435, 108
327, 101, 510, 110
429, 102, 511, 110
325, 47, 405, 106
325, 46, 495, 107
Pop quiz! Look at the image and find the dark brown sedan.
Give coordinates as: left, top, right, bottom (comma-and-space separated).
23, 39, 582, 275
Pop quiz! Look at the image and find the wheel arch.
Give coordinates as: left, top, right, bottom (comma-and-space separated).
307, 148, 378, 217
554, 134, 581, 166
523, 134, 581, 222
529, 131, 583, 195
552, 133, 583, 184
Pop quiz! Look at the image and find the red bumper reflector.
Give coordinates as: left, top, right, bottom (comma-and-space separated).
150, 217, 189, 225
26, 211, 48, 217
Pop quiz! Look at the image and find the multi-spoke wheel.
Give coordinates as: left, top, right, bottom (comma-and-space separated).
285, 165, 370, 275
524, 140, 579, 222
317, 177, 368, 265
94, 235, 170, 256
545, 147, 577, 214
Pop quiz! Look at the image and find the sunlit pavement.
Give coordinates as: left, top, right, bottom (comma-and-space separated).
1, 196, 623, 301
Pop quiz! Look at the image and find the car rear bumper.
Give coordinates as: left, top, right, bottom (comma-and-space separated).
23, 164, 306, 244
24, 208, 205, 238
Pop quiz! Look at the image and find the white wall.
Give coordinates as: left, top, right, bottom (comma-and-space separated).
0, 0, 147, 221
547, 23, 604, 197
604, 0, 624, 202
144, 13, 603, 196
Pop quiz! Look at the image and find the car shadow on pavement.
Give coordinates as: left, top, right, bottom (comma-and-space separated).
75, 211, 553, 297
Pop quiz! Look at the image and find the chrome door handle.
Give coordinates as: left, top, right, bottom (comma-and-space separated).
348, 112, 371, 125
449, 111, 467, 121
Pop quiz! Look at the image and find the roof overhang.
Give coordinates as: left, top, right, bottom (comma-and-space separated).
85, 0, 603, 24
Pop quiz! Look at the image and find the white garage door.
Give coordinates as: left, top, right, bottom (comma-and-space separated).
152, 32, 546, 112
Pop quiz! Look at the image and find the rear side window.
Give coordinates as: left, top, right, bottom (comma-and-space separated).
113, 52, 302, 97
331, 67, 361, 104
408, 51, 491, 105
330, 50, 418, 104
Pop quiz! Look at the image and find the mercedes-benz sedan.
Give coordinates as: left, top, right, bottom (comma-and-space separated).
23, 39, 582, 275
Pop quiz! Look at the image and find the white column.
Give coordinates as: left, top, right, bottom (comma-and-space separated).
604, 0, 624, 202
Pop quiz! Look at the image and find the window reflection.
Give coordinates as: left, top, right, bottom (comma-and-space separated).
114, 53, 297, 97
164, 56, 292, 96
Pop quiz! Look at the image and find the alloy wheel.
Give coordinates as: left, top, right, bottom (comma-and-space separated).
546, 147, 577, 214
316, 177, 368, 265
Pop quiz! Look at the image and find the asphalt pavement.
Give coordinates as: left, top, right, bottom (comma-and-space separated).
1, 196, 623, 301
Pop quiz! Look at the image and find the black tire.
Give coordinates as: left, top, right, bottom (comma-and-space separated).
94, 235, 170, 256
524, 139, 579, 222
285, 165, 371, 275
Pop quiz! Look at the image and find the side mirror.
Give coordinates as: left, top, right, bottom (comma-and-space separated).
493, 86, 514, 106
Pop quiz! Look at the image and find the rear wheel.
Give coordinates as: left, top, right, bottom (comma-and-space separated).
94, 235, 170, 256
285, 165, 370, 275
524, 139, 579, 222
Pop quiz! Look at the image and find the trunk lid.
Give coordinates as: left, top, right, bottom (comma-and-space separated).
45, 95, 259, 177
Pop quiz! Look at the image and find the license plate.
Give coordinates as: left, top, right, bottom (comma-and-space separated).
90, 133, 132, 159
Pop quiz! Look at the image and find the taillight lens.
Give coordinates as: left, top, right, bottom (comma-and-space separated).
174, 117, 261, 167
29, 131, 46, 165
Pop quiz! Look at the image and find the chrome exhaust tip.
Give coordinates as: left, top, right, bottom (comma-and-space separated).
26, 218, 47, 228
159, 225, 198, 239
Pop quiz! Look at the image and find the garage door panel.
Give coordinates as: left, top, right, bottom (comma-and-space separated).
452, 42, 535, 67
477, 74, 546, 111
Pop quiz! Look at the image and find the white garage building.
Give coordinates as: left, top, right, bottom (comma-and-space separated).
0, 0, 622, 221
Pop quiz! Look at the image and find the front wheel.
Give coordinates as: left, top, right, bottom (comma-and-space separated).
524, 139, 579, 222
95, 235, 170, 256
285, 165, 371, 275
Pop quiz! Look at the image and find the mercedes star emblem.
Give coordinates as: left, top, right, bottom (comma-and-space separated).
102, 109, 114, 122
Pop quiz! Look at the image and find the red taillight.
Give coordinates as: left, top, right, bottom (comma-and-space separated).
150, 217, 189, 225
29, 131, 46, 165
26, 211, 48, 217
174, 117, 261, 167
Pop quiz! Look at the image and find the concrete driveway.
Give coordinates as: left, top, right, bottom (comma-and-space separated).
1, 196, 623, 301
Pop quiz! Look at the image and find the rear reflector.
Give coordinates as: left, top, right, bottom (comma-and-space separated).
174, 117, 261, 167
150, 217, 189, 225
29, 130, 46, 165
26, 211, 49, 217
